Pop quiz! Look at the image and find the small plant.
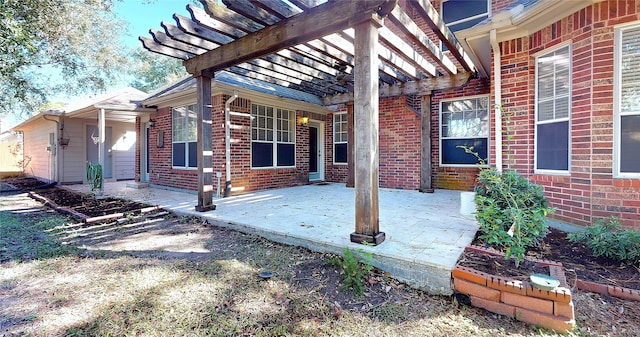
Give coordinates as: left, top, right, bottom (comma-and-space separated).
568, 217, 640, 264
325, 248, 373, 297
474, 169, 554, 267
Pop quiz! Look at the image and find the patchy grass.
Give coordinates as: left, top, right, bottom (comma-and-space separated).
0, 210, 79, 262
1, 194, 640, 336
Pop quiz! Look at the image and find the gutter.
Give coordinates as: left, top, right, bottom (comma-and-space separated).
490, 29, 503, 172
224, 91, 238, 197
41, 114, 61, 182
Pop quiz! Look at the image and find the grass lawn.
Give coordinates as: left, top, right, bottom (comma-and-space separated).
1, 193, 637, 336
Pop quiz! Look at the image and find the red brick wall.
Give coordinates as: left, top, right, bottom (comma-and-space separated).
324, 98, 422, 190
148, 95, 312, 195
431, 77, 492, 191
379, 96, 421, 190
325, 110, 349, 183
497, 0, 640, 229
148, 106, 198, 191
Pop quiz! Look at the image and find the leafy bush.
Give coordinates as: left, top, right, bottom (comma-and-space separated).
474, 169, 554, 266
568, 217, 640, 264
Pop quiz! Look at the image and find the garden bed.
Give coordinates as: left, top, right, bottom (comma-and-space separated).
453, 245, 575, 333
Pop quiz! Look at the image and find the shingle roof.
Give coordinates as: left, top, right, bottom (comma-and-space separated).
144, 71, 324, 107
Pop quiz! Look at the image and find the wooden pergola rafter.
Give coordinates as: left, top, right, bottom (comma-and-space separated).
140, 0, 477, 245
140, 0, 476, 103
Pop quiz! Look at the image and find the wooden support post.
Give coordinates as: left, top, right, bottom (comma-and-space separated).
420, 93, 434, 193
351, 18, 385, 246
195, 72, 216, 212
97, 108, 105, 196
346, 103, 354, 188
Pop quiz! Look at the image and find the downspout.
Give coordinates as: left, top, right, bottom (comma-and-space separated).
224, 91, 238, 197
490, 29, 503, 172
42, 114, 60, 182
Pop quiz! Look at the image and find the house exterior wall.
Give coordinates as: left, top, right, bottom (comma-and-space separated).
148, 94, 312, 194
59, 118, 136, 183
431, 78, 492, 191
496, 0, 640, 229
19, 118, 56, 181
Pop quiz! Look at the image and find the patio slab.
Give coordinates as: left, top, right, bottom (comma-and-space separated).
65, 181, 479, 295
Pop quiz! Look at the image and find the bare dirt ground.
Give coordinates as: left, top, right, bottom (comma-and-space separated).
1, 177, 639, 336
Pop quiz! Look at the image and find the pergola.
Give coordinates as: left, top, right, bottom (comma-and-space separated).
140, 0, 476, 245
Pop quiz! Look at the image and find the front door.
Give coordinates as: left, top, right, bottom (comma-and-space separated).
308, 121, 324, 181
86, 125, 113, 179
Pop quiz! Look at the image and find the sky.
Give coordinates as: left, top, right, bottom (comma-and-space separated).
116, 0, 194, 49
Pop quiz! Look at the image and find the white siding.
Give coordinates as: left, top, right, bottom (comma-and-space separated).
20, 119, 57, 181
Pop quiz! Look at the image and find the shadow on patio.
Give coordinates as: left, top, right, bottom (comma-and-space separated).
65, 181, 478, 295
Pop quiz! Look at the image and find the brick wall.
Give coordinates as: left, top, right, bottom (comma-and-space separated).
497, 0, 640, 229
148, 95, 312, 195
325, 109, 348, 183
431, 77, 492, 191
324, 97, 422, 190
379, 96, 421, 190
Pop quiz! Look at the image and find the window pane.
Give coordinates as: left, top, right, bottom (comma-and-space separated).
621, 25, 640, 112
536, 121, 569, 170
442, 0, 487, 24
173, 143, 185, 167
555, 97, 569, 119
334, 143, 348, 163
277, 143, 295, 166
252, 142, 273, 167
442, 138, 488, 165
448, 16, 487, 32
188, 142, 197, 168
620, 115, 640, 173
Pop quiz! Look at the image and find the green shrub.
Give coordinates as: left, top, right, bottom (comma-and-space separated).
325, 248, 372, 297
568, 217, 640, 264
474, 169, 553, 266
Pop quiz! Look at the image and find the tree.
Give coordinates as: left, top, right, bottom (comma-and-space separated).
0, 0, 129, 119
128, 48, 187, 93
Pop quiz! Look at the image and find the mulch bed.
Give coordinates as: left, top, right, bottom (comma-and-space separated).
464, 228, 640, 291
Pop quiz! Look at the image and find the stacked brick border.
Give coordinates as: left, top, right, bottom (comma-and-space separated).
452, 245, 575, 333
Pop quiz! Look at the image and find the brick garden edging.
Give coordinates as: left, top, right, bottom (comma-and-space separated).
453, 245, 575, 333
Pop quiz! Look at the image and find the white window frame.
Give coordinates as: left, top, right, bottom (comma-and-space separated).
534, 42, 572, 175
250, 103, 296, 169
333, 113, 348, 165
171, 103, 197, 170
439, 95, 490, 167
614, 21, 640, 178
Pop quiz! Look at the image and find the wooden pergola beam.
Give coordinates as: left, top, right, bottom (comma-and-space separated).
322, 71, 473, 105
388, 6, 457, 75
183, 0, 388, 75
407, 0, 475, 72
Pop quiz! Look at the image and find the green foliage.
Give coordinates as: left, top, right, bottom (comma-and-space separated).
325, 248, 373, 297
0, 0, 128, 117
474, 169, 553, 266
128, 48, 187, 93
568, 217, 640, 264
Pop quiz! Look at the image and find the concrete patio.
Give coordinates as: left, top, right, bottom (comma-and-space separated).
65, 181, 479, 295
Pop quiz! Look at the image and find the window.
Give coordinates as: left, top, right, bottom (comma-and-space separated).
251, 104, 295, 168
440, 96, 489, 166
172, 104, 197, 169
535, 44, 571, 172
441, 0, 489, 49
615, 23, 640, 176
333, 113, 348, 164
